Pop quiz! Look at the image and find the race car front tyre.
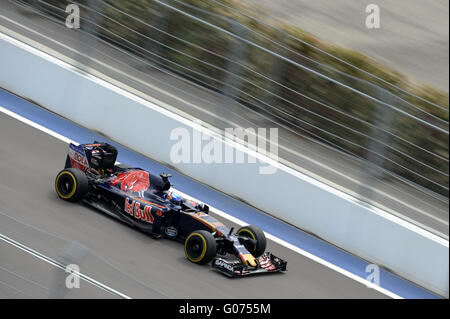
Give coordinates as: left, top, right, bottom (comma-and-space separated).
184, 230, 217, 264
55, 168, 89, 202
237, 225, 267, 258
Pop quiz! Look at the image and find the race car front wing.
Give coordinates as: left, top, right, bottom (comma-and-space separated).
212, 252, 287, 277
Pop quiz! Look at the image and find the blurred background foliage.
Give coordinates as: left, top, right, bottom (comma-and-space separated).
28, 0, 449, 195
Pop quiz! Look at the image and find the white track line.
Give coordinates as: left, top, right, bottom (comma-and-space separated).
1, 30, 445, 245
0, 233, 130, 299
3, 12, 446, 226
0, 105, 402, 298
176, 190, 402, 299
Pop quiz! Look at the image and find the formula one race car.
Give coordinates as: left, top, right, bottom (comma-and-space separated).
55, 142, 287, 277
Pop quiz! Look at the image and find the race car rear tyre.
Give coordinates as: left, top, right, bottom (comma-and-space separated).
185, 230, 217, 264
237, 225, 266, 258
55, 168, 89, 202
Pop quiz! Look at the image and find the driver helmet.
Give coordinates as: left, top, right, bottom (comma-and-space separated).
167, 191, 182, 204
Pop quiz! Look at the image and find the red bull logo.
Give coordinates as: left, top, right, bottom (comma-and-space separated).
124, 197, 155, 224
110, 170, 150, 193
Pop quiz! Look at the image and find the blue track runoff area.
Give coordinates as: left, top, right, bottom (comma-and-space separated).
0, 88, 440, 299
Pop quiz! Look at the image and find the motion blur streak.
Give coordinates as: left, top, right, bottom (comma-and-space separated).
0, 90, 439, 298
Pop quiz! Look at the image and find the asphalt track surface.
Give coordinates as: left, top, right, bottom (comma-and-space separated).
0, 0, 447, 238
0, 2, 444, 299
0, 109, 395, 299
0, 239, 117, 299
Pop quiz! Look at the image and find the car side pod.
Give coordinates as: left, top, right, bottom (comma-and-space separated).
211, 252, 287, 277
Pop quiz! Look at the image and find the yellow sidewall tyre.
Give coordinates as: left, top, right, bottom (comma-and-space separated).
185, 230, 217, 264
55, 168, 89, 202
237, 225, 266, 258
